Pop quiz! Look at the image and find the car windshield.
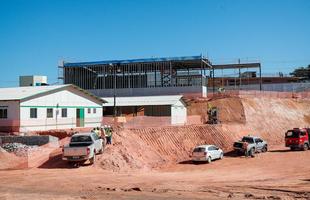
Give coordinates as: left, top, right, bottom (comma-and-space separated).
241, 137, 254, 143
71, 135, 92, 143
193, 147, 206, 152
286, 130, 300, 138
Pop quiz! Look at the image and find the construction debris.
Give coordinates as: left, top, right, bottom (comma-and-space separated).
1, 143, 39, 157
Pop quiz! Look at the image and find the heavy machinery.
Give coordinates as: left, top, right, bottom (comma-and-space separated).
207, 104, 219, 124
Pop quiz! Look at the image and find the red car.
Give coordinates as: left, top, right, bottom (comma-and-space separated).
285, 128, 310, 151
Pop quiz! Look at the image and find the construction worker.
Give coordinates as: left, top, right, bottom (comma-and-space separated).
92, 127, 100, 137
106, 126, 113, 145
100, 126, 106, 138
96, 127, 101, 137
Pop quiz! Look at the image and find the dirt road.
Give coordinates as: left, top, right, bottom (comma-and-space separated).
0, 146, 309, 200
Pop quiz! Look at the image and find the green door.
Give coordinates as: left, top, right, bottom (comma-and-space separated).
76, 108, 85, 127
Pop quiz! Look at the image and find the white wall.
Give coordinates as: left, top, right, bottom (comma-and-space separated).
0, 101, 20, 120
19, 88, 102, 131
171, 100, 187, 125
0, 101, 20, 131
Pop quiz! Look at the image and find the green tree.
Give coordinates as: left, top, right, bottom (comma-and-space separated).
290, 65, 310, 79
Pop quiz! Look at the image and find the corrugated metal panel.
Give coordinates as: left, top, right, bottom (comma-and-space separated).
0, 85, 105, 103
0, 85, 66, 101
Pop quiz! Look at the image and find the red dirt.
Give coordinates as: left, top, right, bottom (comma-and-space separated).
0, 146, 309, 199
0, 147, 28, 170
34, 127, 94, 139
94, 97, 310, 172
187, 96, 246, 123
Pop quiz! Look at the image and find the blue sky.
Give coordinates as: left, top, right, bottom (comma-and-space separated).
0, 0, 309, 87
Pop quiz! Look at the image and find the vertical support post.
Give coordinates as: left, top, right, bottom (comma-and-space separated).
154, 63, 157, 87
239, 67, 241, 89
259, 64, 262, 91
212, 67, 215, 93
113, 64, 117, 118
187, 67, 190, 86
200, 60, 203, 87
169, 61, 172, 87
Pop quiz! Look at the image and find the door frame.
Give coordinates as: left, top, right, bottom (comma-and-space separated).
76, 108, 85, 127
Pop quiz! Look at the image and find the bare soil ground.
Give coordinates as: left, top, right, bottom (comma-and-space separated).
0, 145, 309, 200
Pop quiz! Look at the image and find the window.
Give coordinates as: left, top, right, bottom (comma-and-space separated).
88, 108, 91, 114
92, 133, 99, 140
93, 108, 96, 114
0, 107, 8, 119
193, 147, 205, 152
208, 146, 217, 151
61, 108, 67, 118
242, 137, 254, 143
30, 108, 37, 118
47, 108, 53, 118
71, 136, 92, 143
300, 131, 306, 136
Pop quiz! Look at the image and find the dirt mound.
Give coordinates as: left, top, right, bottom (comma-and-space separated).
96, 96, 310, 172
0, 147, 27, 170
97, 129, 165, 172
96, 125, 246, 171
187, 96, 246, 123
34, 127, 93, 139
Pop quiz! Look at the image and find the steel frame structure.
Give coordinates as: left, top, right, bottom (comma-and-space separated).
59, 55, 262, 94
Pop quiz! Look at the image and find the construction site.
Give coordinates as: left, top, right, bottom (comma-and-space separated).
1, 85, 310, 199
1, 0, 310, 199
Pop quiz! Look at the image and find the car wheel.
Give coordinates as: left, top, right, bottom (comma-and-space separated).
262, 145, 268, 153
68, 161, 75, 166
207, 156, 212, 164
219, 153, 223, 159
99, 146, 104, 154
303, 144, 309, 151
290, 147, 295, 151
249, 148, 255, 157
89, 153, 96, 165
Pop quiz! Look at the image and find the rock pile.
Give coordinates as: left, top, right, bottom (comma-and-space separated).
1, 143, 38, 157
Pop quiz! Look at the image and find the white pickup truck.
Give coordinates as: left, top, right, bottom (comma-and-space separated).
62, 132, 104, 165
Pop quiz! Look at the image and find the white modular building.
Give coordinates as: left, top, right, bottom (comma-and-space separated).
102, 95, 187, 125
0, 85, 104, 132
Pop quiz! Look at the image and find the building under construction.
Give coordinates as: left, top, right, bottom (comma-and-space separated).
59, 55, 262, 97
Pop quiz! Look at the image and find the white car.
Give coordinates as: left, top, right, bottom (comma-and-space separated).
192, 145, 224, 163
62, 132, 104, 165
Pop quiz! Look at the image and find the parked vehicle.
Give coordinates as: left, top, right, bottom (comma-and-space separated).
62, 132, 104, 165
285, 128, 310, 151
192, 145, 223, 163
233, 136, 268, 157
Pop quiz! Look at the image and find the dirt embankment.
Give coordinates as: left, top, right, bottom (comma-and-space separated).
0, 147, 28, 170
97, 96, 310, 171
187, 96, 246, 124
